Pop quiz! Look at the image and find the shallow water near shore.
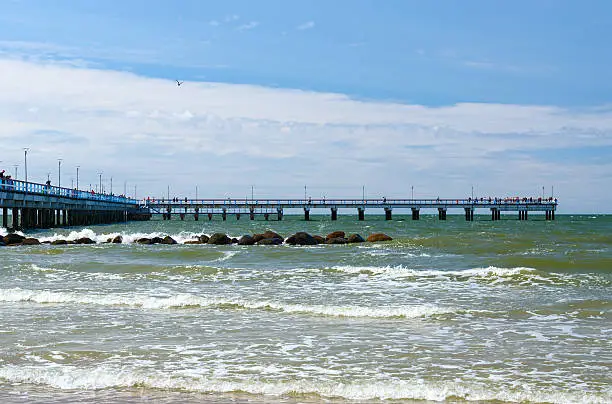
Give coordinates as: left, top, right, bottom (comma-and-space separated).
1, 214, 611, 403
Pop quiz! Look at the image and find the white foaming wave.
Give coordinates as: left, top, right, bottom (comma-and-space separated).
0, 364, 609, 404
36, 228, 208, 244
0, 228, 25, 237
0, 288, 450, 318
330, 265, 537, 279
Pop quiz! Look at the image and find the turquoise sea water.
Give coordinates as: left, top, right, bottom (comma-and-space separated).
0, 214, 611, 403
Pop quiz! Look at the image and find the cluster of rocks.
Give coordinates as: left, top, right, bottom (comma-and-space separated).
1, 231, 392, 247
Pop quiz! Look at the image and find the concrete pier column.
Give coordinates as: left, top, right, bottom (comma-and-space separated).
250, 208, 255, 220
385, 207, 392, 221
208, 213, 213, 221
56, 210, 61, 227
551, 210, 555, 220
194, 208, 199, 221
464, 208, 474, 221
12, 208, 19, 229
264, 213, 269, 221
411, 208, 420, 220
304, 207, 310, 221
62, 210, 67, 226
331, 207, 337, 221
236, 213, 241, 220
166, 206, 172, 220
491, 208, 498, 221
438, 208, 447, 220
2, 207, 7, 228
21, 208, 31, 229
277, 208, 283, 221
180, 213, 185, 221
222, 209, 227, 221
358, 207, 365, 221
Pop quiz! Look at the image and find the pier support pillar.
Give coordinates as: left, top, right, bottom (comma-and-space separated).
304, 208, 310, 221
56, 210, 61, 227
438, 208, 446, 220
208, 213, 213, 221
2, 207, 8, 228
222, 209, 227, 221
166, 207, 171, 221
385, 208, 392, 221
236, 213, 241, 220
331, 207, 337, 221
180, 213, 185, 221
411, 208, 420, 221
250, 208, 255, 220
491, 208, 498, 221
264, 213, 269, 221
551, 210, 555, 220
12, 208, 19, 229
62, 210, 67, 226
358, 207, 365, 221
464, 208, 474, 221
277, 208, 283, 221
194, 208, 199, 221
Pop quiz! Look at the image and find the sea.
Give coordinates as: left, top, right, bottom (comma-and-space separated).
0, 214, 610, 403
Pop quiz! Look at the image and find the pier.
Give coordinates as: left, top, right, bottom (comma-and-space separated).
0, 179, 147, 230
145, 197, 558, 222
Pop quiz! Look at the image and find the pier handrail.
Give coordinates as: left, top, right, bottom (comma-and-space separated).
0, 178, 138, 205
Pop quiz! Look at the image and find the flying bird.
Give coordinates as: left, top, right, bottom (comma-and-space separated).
176, 80, 184, 86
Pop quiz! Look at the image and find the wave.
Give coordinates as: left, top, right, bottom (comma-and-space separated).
326, 265, 609, 286
0, 364, 609, 403
0, 288, 451, 318
35, 229, 211, 245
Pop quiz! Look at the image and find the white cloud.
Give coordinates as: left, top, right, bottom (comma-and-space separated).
0, 58, 610, 211
296, 21, 315, 30
237, 21, 259, 31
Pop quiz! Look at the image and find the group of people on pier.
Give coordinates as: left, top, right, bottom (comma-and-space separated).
0, 170, 15, 190
467, 196, 557, 204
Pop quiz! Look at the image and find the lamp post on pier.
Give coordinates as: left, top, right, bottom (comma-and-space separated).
76, 166, 80, 190
24, 148, 30, 183
98, 172, 102, 194
411, 185, 414, 200
58, 159, 62, 188
13, 164, 18, 181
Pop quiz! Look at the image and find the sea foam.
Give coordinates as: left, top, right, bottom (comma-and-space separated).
0, 364, 609, 403
0, 288, 451, 318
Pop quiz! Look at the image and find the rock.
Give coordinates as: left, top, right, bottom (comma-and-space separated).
238, 235, 255, 245
161, 236, 177, 245
51, 239, 68, 245
313, 235, 325, 244
231, 237, 239, 244
366, 233, 393, 242
22, 238, 41, 245
112, 235, 123, 244
3, 233, 25, 246
75, 237, 96, 245
198, 235, 210, 243
136, 238, 152, 245
256, 237, 283, 245
151, 237, 164, 244
208, 233, 231, 245
263, 230, 283, 240
286, 232, 318, 246
252, 234, 266, 243
325, 237, 348, 244
0, 241, 5, 247
106, 238, 113, 243
184, 240, 202, 245
347, 234, 365, 243
326, 231, 345, 241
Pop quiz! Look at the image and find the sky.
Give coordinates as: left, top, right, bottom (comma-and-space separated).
0, 0, 611, 213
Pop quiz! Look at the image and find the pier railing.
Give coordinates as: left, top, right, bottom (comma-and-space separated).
1, 178, 138, 204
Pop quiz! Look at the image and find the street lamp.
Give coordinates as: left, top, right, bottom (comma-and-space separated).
98, 172, 102, 194
13, 164, 18, 180
411, 185, 414, 200
24, 148, 30, 183
58, 159, 62, 188
110, 177, 113, 195
76, 166, 80, 190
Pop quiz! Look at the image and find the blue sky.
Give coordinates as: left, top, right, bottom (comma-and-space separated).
0, 0, 611, 212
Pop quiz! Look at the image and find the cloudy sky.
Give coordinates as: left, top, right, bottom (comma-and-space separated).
0, 0, 610, 212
